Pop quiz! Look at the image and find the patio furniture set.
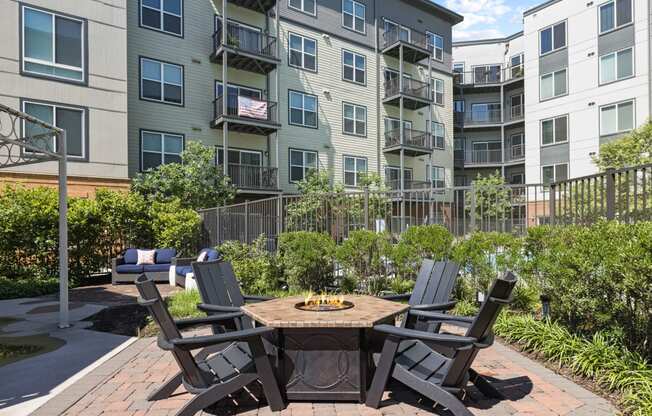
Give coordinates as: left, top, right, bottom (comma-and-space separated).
135, 257, 517, 416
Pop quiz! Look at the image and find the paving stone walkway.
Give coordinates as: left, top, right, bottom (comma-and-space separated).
30, 334, 617, 416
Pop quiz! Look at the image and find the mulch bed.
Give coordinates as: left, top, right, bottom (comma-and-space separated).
84, 304, 151, 337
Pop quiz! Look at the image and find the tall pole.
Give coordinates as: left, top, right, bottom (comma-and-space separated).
428, 56, 433, 225
222, 0, 229, 177
399, 44, 405, 231
275, 4, 280, 187
58, 131, 69, 328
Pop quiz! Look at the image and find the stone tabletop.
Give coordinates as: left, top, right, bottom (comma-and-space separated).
241, 295, 409, 328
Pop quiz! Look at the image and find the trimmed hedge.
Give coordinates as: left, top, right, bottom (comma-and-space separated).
277, 231, 336, 292
0, 277, 59, 300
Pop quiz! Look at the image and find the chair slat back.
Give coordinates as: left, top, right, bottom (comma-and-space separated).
408, 260, 435, 305
409, 260, 459, 306
135, 275, 211, 389
442, 271, 517, 387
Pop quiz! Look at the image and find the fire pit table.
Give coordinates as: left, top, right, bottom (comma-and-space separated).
241, 295, 408, 403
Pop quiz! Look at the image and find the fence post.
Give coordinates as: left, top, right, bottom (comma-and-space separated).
276, 196, 282, 240
244, 200, 249, 244
363, 187, 369, 230
605, 168, 616, 220
469, 184, 476, 231
549, 183, 556, 226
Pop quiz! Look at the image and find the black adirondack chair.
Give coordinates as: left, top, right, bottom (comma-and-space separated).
135, 275, 285, 415
192, 260, 273, 330
366, 272, 517, 415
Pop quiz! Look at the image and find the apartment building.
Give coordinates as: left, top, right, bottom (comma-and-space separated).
0, 0, 129, 196
453, 0, 651, 185
127, 0, 462, 198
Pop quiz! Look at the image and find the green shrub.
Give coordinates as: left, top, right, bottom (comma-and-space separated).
219, 235, 280, 295
0, 277, 59, 299
389, 278, 414, 295
277, 232, 335, 291
150, 199, 201, 256
335, 230, 391, 285
390, 225, 453, 279
167, 289, 203, 319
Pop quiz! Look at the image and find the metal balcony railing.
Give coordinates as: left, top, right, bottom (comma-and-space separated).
506, 144, 525, 162
385, 179, 432, 191
214, 94, 278, 124
454, 109, 502, 125
384, 78, 430, 101
382, 26, 429, 51
220, 163, 278, 190
455, 149, 503, 165
213, 22, 277, 60
454, 64, 525, 86
384, 128, 432, 150
510, 104, 524, 121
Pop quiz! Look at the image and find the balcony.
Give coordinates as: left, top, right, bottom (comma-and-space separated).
509, 104, 524, 122
383, 78, 432, 110
454, 110, 502, 127
454, 149, 503, 167
211, 21, 279, 74
385, 179, 432, 191
453, 64, 525, 88
220, 163, 279, 191
212, 95, 280, 135
226, 0, 276, 12
381, 27, 431, 63
383, 128, 432, 156
505, 144, 525, 163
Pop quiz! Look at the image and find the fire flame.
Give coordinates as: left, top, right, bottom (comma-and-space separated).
304, 292, 345, 308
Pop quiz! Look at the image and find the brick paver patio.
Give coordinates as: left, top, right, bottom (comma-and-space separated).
31, 335, 617, 416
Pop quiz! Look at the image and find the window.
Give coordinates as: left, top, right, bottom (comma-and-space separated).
427, 32, 444, 61
289, 33, 317, 71
217, 148, 262, 166
385, 167, 412, 183
22, 101, 85, 158
600, 47, 633, 84
289, 91, 317, 128
471, 103, 501, 123
510, 134, 525, 159
140, 58, 183, 105
600, 0, 632, 33
141, 130, 183, 171
289, 0, 316, 16
431, 166, 445, 189
215, 82, 262, 100
541, 115, 568, 145
140, 0, 183, 36
432, 121, 445, 149
343, 156, 367, 187
510, 53, 524, 78
600, 100, 634, 136
342, 50, 365, 84
473, 64, 501, 84
454, 99, 465, 113
542, 163, 568, 184
21, 6, 85, 82
510, 94, 524, 119
383, 19, 410, 44
432, 78, 444, 105
453, 62, 465, 84
343, 103, 366, 136
540, 21, 566, 55
290, 149, 318, 182
540, 68, 567, 100
342, 0, 365, 33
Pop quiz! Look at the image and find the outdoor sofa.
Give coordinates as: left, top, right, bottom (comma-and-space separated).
112, 248, 177, 284
170, 248, 221, 290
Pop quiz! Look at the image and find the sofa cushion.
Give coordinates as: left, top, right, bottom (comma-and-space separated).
115, 264, 144, 274
200, 248, 221, 262
137, 249, 156, 265
155, 248, 176, 264
123, 248, 139, 264
144, 264, 171, 272
176, 266, 193, 277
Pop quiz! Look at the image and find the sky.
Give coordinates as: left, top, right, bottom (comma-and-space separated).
431, 0, 539, 41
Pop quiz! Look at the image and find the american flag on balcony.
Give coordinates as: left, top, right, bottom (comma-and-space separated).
238, 96, 268, 120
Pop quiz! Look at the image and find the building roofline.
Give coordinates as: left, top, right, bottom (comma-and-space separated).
523, 0, 563, 17
407, 0, 464, 25
452, 31, 523, 47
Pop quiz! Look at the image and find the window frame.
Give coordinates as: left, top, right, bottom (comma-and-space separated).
453, 62, 465, 84
139, 0, 184, 37
426, 32, 444, 62
139, 56, 185, 106
539, 68, 568, 101
599, 0, 633, 35
539, 20, 567, 56
599, 46, 634, 85
431, 121, 445, 150
140, 129, 185, 172
288, 90, 318, 129
599, 99, 635, 136
343, 155, 368, 187
541, 163, 568, 184
20, 4, 87, 85
430, 165, 446, 189
288, 32, 317, 72
432, 78, 445, 106
342, 0, 366, 34
289, 148, 318, 183
20, 98, 88, 160
342, 102, 367, 137
288, 0, 317, 17
216, 146, 263, 166
341, 49, 366, 86
385, 166, 413, 183
540, 114, 569, 147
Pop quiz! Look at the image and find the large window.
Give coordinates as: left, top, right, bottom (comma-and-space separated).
453, 62, 465, 84
600, 100, 634, 136
432, 121, 445, 149
140, 0, 183, 36
600, 47, 633, 84
343, 156, 367, 187
289, 149, 318, 182
427, 32, 444, 61
343, 103, 366, 136
540, 21, 566, 55
141, 130, 183, 171
600, 0, 632, 34
140, 58, 183, 105
541, 115, 568, 146
342, 0, 365, 34
385, 166, 412, 183
21, 6, 85, 83
289, 91, 317, 128
289, 33, 317, 72
342, 50, 366, 85
473, 64, 501, 84
217, 148, 262, 166
540, 68, 567, 100
542, 163, 568, 184
288, 0, 316, 16
511, 53, 524, 78
22, 101, 85, 158
431, 166, 445, 189
433, 78, 444, 105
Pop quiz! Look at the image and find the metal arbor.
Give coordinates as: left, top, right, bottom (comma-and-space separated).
0, 103, 69, 328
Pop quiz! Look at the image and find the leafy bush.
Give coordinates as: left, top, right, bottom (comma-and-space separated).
390, 225, 453, 279
167, 289, 204, 319
277, 232, 335, 291
150, 199, 201, 256
389, 278, 414, 295
335, 230, 391, 289
0, 277, 59, 299
219, 234, 280, 295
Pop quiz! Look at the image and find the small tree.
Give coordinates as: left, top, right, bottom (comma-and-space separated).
593, 120, 652, 171
466, 171, 512, 230
131, 141, 235, 210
